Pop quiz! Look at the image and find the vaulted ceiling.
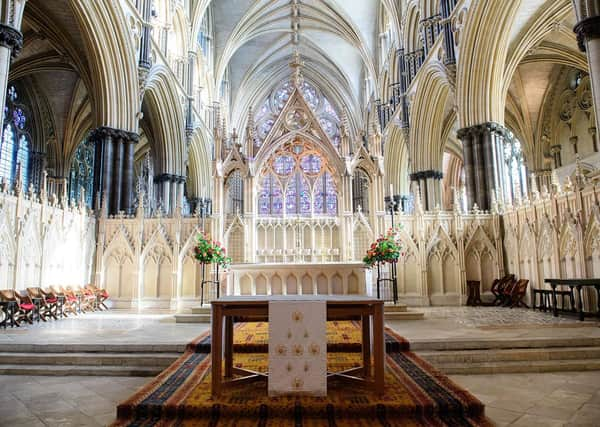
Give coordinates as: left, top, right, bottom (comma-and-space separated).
210, 0, 382, 128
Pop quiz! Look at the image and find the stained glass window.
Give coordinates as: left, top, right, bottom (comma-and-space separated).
300, 154, 321, 174
274, 155, 294, 175
352, 168, 369, 213
259, 141, 337, 216
259, 174, 283, 215
253, 79, 341, 150
226, 170, 243, 214
503, 132, 528, 203
0, 125, 14, 183
0, 86, 32, 190
325, 173, 337, 215
69, 139, 95, 207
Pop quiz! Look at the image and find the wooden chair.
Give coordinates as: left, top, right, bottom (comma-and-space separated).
508, 279, 530, 308
85, 284, 109, 310
27, 287, 58, 321
53, 286, 79, 316
0, 290, 35, 325
492, 274, 516, 305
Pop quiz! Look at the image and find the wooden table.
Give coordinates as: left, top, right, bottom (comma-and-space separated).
545, 278, 600, 321
211, 295, 385, 397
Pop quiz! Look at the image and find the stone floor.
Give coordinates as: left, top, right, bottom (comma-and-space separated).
0, 372, 598, 426
1, 307, 599, 426
1, 306, 598, 347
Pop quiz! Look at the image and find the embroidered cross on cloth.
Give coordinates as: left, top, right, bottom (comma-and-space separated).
268, 299, 327, 396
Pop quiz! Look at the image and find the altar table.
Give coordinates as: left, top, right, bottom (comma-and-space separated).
210, 295, 385, 397
545, 278, 600, 321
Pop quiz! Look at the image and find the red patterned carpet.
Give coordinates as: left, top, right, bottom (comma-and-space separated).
112, 322, 492, 426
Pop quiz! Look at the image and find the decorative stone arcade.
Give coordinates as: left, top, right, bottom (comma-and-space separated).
211, 79, 387, 264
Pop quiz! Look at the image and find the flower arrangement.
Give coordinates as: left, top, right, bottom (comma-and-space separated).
194, 233, 232, 268
363, 226, 403, 267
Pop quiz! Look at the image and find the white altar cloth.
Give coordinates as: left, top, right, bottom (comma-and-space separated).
268, 299, 327, 396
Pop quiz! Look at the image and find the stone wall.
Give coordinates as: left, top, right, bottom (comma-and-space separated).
0, 187, 95, 292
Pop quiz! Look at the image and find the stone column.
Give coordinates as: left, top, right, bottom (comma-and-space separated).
409, 170, 443, 211
186, 51, 196, 130
90, 127, 139, 215
570, 135, 579, 155
551, 145, 563, 168
0, 0, 27, 118
457, 123, 509, 210
440, 0, 458, 66
574, 5, 600, 135
138, 0, 152, 70
590, 127, 598, 152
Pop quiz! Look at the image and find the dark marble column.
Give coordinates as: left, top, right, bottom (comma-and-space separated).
0, 23, 24, 126
138, 0, 152, 69
440, 0, 458, 66
458, 123, 509, 210
550, 145, 562, 169
410, 170, 443, 211
90, 127, 139, 215
574, 7, 600, 137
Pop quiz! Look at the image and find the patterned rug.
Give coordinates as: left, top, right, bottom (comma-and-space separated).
112, 322, 491, 427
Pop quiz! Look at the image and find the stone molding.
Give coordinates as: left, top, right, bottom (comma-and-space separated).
89, 126, 140, 144
574, 15, 600, 52
0, 24, 23, 58
410, 170, 444, 181
457, 122, 511, 140
154, 173, 186, 184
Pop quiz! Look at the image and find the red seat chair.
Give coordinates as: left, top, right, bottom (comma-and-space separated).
27, 287, 58, 321
85, 284, 109, 310
0, 290, 36, 325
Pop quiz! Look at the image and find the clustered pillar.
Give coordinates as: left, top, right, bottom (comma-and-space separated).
574, 4, 600, 136
0, 0, 27, 130
90, 127, 140, 215
153, 174, 186, 214
138, 0, 153, 70
440, 0, 458, 66
409, 170, 443, 211
457, 123, 508, 211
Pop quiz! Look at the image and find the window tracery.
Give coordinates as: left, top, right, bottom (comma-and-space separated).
504, 132, 528, 202
68, 139, 95, 208
226, 169, 243, 214
0, 85, 32, 190
254, 80, 341, 149
258, 140, 337, 216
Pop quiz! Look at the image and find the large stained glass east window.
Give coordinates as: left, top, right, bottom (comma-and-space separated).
253, 80, 341, 150
0, 86, 32, 190
258, 140, 337, 216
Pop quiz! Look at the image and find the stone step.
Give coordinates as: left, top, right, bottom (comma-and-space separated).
0, 343, 187, 353
417, 346, 600, 364
175, 313, 211, 323
191, 306, 211, 315
0, 352, 180, 367
384, 311, 424, 320
0, 364, 163, 377
410, 337, 600, 351
384, 304, 408, 312
183, 305, 423, 323
432, 358, 600, 375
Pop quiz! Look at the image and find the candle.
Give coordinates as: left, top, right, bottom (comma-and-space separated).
390, 183, 394, 196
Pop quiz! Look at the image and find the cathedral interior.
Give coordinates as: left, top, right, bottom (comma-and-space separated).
1, 0, 600, 426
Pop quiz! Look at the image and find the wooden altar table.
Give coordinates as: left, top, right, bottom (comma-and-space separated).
545, 278, 600, 321
210, 295, 385, 397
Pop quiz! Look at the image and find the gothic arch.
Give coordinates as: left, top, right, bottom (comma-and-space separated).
456, 0, 520, 126
70, 1, 139, 131
143, 65, 187, 176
